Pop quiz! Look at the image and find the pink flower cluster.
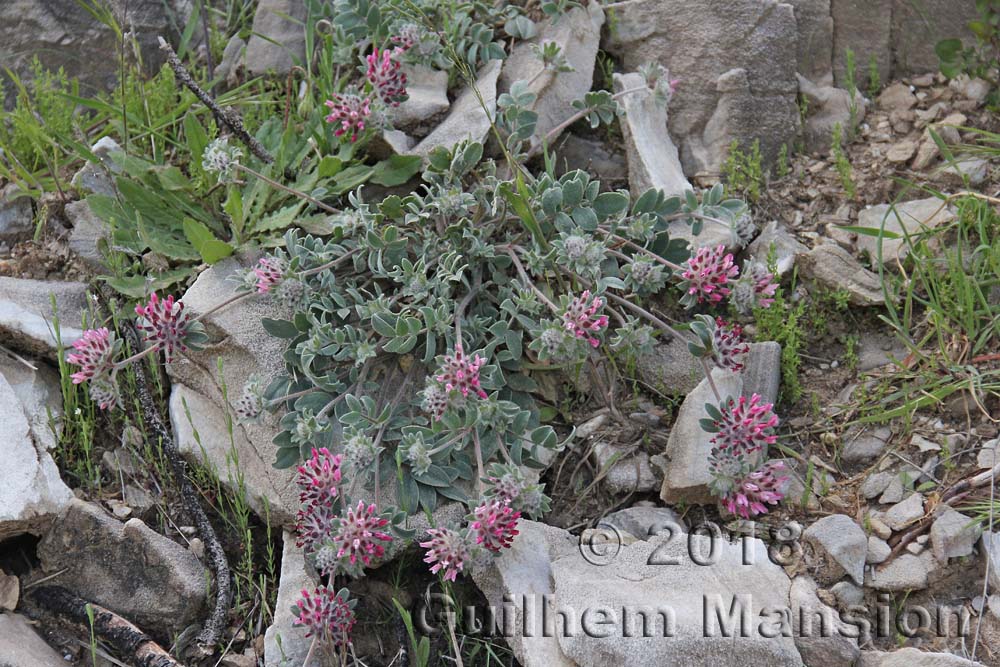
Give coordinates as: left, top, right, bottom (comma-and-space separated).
681, 245, 739, 305
710, 393, 779, 455
419, 527, 472, 582
470, 499, 521, 552
745, 262, 778, 309
329, 500, 393, 569
254, 256, 286, 293
722, 460, 789, 519
366, 48, 407, 106
562, 290, 609, 348
67, 327, 116, 385
711, 317, 749, 372
421, 498, 521, 582
294, 586, 355, 645
297, 447, 342, 507
294, 448, 342, 550
324, 94, 372, 142
436, 343, 488, 399
135, 293, 194, 363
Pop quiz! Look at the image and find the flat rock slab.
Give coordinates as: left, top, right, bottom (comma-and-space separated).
264, 531, 322, 667
863, 647, 983, 666
856, 198, 956, 269
500, 3, 604, 143
0, 277, 88, 356
659, 343, 781, 505
37, 498, 207, 635
0, 370, 72, 541
0, 613, 67, 667
244, 0, 306, 76
475, 520, 802, 667
410, 60, 502, 158
798, 243, 886, 306
803, 514, 867, 585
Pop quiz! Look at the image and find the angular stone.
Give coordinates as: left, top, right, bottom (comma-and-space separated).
878, 476, 904, 504
0, 371, 72, 541
244, 0, 307, 76
552, 134, 628, 187
614, 72, 692, 199
471, 520, 579, 667
865, 552, 931, 591
886, 139, 918, 163
857, 198, 956, 269
891, 0, 980, 77
499, 2, 604, 143
930, 508, 981, 562
392, 64, 450, 132
264, 531, 322, 667
592, 443, 659, 494
0, 277, 88, 357
602, 505, 686, 541
797, 75, 865, 155
170, 383, 298, 526
66, 199, 110, 270
883, 493, 924, 531
798, 244, 886, 306
787, 0, 834, 84
747, 220, 808, 276
867, 536, 891, 564
605, 0, 799, 174
410, 59, 501, 157
636, 335, 704, 397
803, 514, 867, 585
551, 529, 802, 666
983, 532, 1000, 593
860, 472, 894, 499
37, 498, 207, 634
831, 0, 892, 88
0, 185, 34, 244
0, 613, 67, 667
863, 647, 982, 666
940, 158, 990, 187
790, 576, 861, 667
659, 343, 780, 504
830, 581, 864, 609
877, 82, 917, 112
0, 0, 182, 103
842, 426, 892, 463
0, 354, 62, 453
70, 136, 123, 197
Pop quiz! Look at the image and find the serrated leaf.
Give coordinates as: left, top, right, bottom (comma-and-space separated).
182, 217, 233, 264
255, 202, 305, 234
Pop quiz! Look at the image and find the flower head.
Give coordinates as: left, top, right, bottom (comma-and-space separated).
708, 393, 779, 456
421, 382, 453, 421
325, 94, 372, 142
295, 501, 336, 551
253, 256, 286, 294
202, 138, 243, 180
235, 374, 266, 423
294, 586, 356, 645
721, 460, 789, 519
420, 527, 472, 582
328, 501, 393, 574
470, 499, 520, 552
679, 245, 739, 307
711, 318, 750, 372
436, 343, 488, 400
67, 328, 117, 385
135, 293, 196, 363
562, 290, 609, 348
89, 377, 119, 411
296, 448, 342, 508
366, 49, 407, 106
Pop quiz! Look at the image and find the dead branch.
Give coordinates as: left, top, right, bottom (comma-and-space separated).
30, 585, 185, 667
119, 321, 232, 654
157, 36, 274, 165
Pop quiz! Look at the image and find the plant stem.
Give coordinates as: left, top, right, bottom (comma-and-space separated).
193, 289, 255, 322
473, 429, 485, 496
113, 344, 159, 370
597, 228, 684, 271
699, 357, 722, 403
505, 249, 560, 314
238, 164, 339, 214
300, 248, 361, 277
